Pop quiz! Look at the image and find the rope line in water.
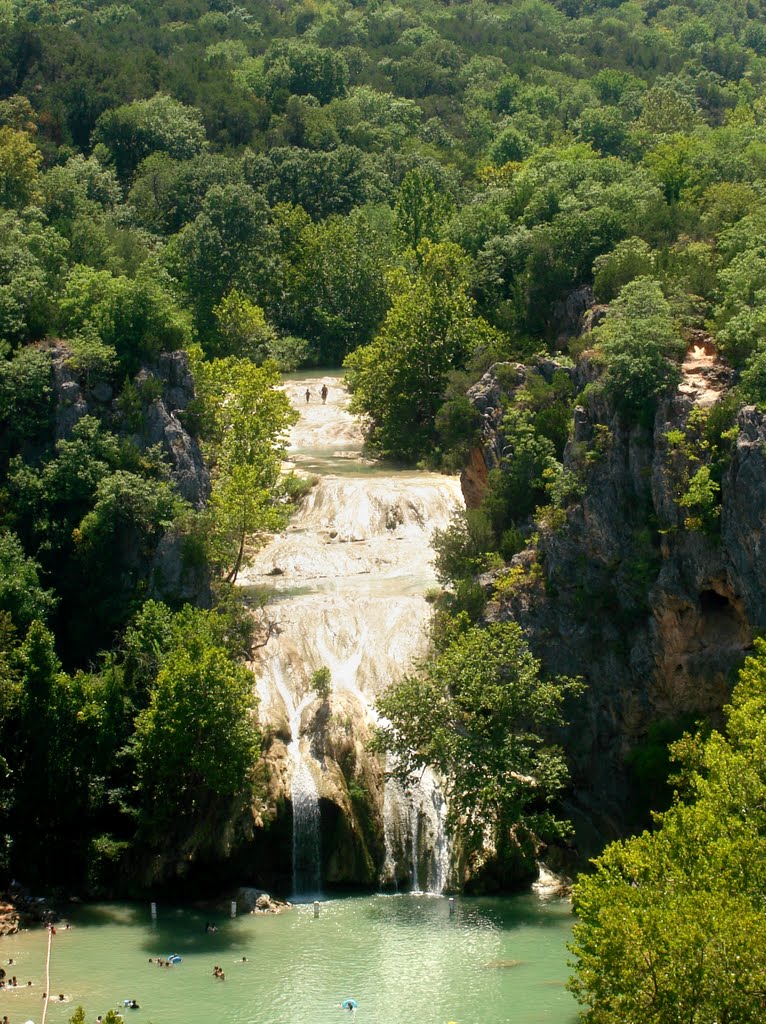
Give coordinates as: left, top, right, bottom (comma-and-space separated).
40, 926, 53, 1024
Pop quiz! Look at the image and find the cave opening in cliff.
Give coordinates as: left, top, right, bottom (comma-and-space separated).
698, 589, 744, 646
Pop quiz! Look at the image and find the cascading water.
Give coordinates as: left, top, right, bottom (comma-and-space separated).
429, 778, 450, 895
401, 768, 450, 894
271, 665, 322, 897
242, 375, 463, 895
290, 758, 321, 896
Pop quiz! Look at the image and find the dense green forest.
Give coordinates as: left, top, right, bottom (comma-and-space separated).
570, 641, 766, 1022
3, 0, 766, 1011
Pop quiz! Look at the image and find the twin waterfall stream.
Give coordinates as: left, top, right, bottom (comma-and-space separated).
240, 374, 464, 898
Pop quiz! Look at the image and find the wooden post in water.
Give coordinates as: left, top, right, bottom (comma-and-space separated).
40, 925, 53, 1024
314, 900, 320, 918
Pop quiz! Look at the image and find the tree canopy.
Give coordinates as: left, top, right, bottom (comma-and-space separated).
192, 352, 297, 581
593, 276, 686, 424
132, 614, 260, 853
375, 620, 581, 882
344, 241, 498, 461
569, 639, 766, 1024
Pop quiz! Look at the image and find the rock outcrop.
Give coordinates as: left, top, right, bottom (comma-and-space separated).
464, 342, 759, 851
48, 342, 211, 606
552, 284, 596, 344
51, 344, 210, 508
0, 901, 19, 936
1, 881, 60, 930
235, 887, 287, 914
462, 362, 527, 508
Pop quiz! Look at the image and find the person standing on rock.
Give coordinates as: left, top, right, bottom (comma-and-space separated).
321, 384, 328, 404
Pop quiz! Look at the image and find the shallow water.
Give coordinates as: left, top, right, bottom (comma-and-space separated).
0, 894, 577, 1024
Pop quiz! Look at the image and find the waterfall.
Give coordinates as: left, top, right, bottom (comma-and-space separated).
409, 769, 450, 894
291, 757, 321, 896
410, 792, 420, 891
381, 764, 450, 894
429, 781, 450, 896
243, 375, 463, 893
381, 762, 403, 890
532, 862, 571, 899
272, 665, 322, 898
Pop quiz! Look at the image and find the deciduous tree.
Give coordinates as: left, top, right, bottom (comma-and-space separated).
0, 125, 41, 208
92, 94, 207, 182
193, 354, 297, 581
594, 276, 685, 424
569, 639, 766, 1024
344, 241, 497, 461
375, 621, 580, 877
132, 631, 260, 847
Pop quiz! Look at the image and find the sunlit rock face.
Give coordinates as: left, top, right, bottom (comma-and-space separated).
241, 376, 463, 893
465, 339, 763, 854
48, 342, 211, 608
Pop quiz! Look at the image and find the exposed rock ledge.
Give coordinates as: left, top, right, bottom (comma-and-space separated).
236, 888, 288, 914
0, 901, 19, 936
50, 343, 210, 509
47, 342, 212, 607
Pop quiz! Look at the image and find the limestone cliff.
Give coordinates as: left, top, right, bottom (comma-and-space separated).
51, 344, 210, 507
463, 340, 761, 851
50, 342, 211, 606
